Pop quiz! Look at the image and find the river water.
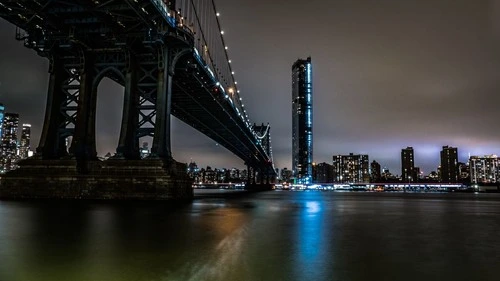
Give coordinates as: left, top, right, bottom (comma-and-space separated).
0, 191, 499, 281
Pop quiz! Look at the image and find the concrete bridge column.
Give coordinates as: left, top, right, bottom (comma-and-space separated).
116, 55, 140, 159
69, 52, 98, 171
151, 46, 173, 160
36, 55, 70, 159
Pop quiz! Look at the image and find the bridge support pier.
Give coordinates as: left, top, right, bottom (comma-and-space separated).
1, 46, 193, 200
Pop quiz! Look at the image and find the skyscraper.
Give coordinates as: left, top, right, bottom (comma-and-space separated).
370, 160, 381, 182
292, 57, 313, 184
19, 123, 31, 159
440, 145, 459, 183
333, 153, 370, 183
1, 113, 19, 172
401, 147, 415, 182
0, 103, 4, 138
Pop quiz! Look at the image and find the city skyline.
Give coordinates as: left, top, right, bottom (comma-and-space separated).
1, 0, 500, 174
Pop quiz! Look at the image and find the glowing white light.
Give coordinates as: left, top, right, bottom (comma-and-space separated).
221, 31, 224, 35
216, 12, 220, 16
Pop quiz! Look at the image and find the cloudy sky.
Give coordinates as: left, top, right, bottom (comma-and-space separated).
1, 0, 500, 175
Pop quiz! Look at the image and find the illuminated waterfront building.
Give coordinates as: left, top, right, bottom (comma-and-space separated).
292, 57, 313, 184
470, 155, 500, 184
401, 147, 415, 182
19, 123, 31, 159
0, 103, 4, 138
1, 113, 19, 172
333, 153, 370, 183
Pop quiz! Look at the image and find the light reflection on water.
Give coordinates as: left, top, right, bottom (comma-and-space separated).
0, 192, 500, 281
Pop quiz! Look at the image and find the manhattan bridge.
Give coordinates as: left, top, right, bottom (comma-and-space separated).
0, 0, 276, 199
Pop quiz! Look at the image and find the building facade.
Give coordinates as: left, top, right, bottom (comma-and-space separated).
370, 160, 381, 182
292, 57, 313, 184
19, 123, 31, 159
401, 147, 415, 182
470, 155, 500, 184
0, 103, 4, 138
312, 162, 334, 183
440, 145, 459, 183
1, 113, 19, 172
333, 153, 370, 183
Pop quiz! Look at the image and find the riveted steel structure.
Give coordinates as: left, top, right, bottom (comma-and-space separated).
0, 0, 275, 199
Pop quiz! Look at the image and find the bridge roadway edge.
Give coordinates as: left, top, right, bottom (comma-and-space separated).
0, 159, 193, 201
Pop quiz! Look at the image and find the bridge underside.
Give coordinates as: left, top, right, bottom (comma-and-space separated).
0, 0, 275, 199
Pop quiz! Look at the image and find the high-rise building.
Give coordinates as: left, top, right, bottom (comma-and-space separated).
312, 162, 333, 183
401, 147, 415, 182
333, 153, 370, 183
0, 103, 4, 138
1, 113, 19, 172
370, 160, 381, 182
469, 155, 500, 184
19, 123, 31, 159
292, 57, 313, 184
440, 146, 459, 183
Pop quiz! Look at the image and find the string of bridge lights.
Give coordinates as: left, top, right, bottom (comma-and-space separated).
215, 11, 251, 127
176, 5, 269, 144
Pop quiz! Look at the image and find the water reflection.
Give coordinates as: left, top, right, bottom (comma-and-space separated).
293, 192, 330, 281
0, 192, 500, 281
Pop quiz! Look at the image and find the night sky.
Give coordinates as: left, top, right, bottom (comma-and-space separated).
1, 0, 500, 175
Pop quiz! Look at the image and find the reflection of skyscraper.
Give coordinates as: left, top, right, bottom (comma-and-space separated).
19, 124, 31, 159
1, 113, 19, 172
292, 57, 313, 184
401, 147, 415, 182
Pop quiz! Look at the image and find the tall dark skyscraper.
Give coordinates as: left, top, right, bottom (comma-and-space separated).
370, 160, 381, 182
292, 57, 313, 184
440, 145, 459, 183
401, 147, 415, 182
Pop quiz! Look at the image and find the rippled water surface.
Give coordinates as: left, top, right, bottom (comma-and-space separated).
1, 191, 499, 281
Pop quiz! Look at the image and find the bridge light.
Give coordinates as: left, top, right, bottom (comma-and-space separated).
221, 31, 225, 35
217, 12, 220, 17
235, 82, 238, 85
228, 60, 232, 63
231, 71, 235, 75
